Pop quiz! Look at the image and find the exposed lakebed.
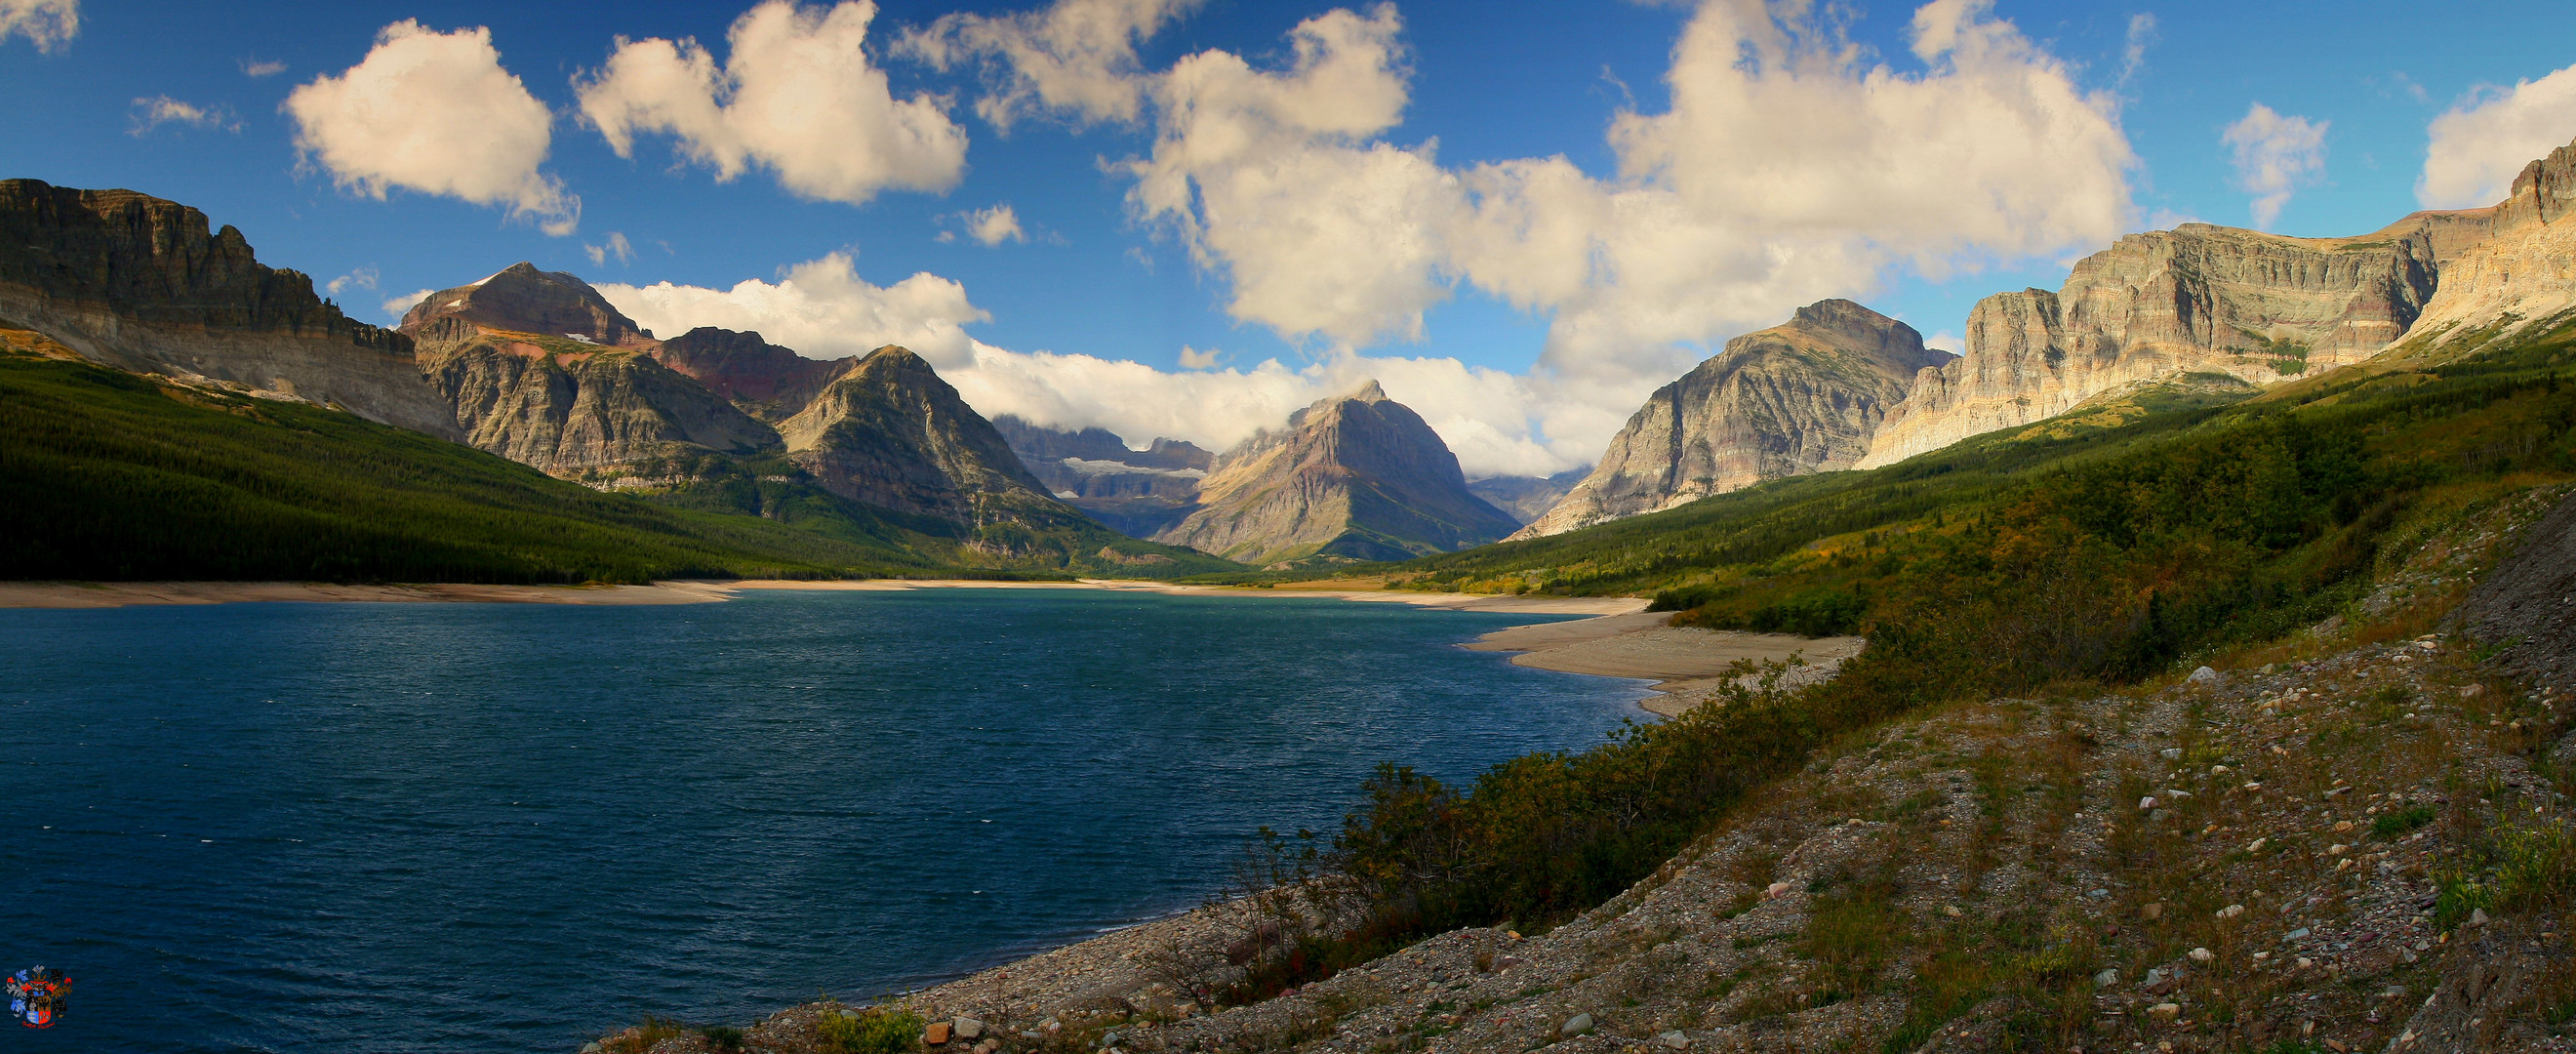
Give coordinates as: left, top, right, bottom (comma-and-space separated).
0, 588, 1650, 1053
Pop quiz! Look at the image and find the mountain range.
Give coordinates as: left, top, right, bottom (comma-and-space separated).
1509, 134, 2576, 538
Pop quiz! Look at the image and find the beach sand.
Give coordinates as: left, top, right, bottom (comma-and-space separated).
1464, 611, 1864, 717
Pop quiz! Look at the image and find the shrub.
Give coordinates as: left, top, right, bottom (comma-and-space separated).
820, 1007, 924, 1054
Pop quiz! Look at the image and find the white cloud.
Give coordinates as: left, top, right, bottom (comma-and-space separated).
241, 58, 288, 78
2223, 102, 2328, 227
958, 203, 1026, 246
1177, 345, 1220, 368
1110, 0, 2132, 461
585, 232, 635, 267
325, 265, 380, 298
382, 288, 435, 321
898, 0, 1198, 130
598, 252, 990, 367
2420, 63, 2576, 209
2118, 13, 2155, 86
286, 20, 579, 234
129, 96, 238, 136
577, 0, 968, 206
0, 0, 75, 53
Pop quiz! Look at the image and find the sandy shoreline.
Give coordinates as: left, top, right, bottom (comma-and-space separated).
1463, 612, 1865, 717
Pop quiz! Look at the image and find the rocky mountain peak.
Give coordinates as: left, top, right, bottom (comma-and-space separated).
1153, 386, 1516, 566
1513, 298, 1941, 539
2497, 139, 2576, 232
654, 326, 855, 420
399, 262, 651, 346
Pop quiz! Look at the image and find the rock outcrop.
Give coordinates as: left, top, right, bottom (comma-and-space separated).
992, 416, 1213, 538
402, 268, 783, 476
1858, 219, 2465, 467
2399, 137, 2576, 350
0, 179, 460, 437
1153, 382, 1519, 566
778, 346, 1089, 538
1515, 300, 1947, 538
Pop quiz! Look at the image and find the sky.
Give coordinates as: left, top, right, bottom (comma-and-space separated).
5, 0, 2576, 478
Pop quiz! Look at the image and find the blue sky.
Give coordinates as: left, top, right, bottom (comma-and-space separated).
4, 0, 2575, 475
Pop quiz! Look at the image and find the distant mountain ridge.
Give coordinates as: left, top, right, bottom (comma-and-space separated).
991, 416, 1212, 538
1153, 382, 1520, 567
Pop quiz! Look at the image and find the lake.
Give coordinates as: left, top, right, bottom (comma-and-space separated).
0, 588, 1649, 1053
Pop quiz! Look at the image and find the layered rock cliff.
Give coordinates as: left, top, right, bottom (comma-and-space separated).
1153, 383, 1519, 566
402, 267, 783, 476
2400, 137, 2576, 350
0, 179, 460, 437
1515, 300, 1947, 538
992, 416, 1213, 538
1857, 218, 2466, 467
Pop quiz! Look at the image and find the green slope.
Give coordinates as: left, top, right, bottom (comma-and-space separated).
0, 349, 1232, 582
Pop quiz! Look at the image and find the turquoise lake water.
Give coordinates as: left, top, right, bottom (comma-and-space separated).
0, 588, 1650, 1052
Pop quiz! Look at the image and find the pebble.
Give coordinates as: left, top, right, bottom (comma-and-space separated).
925, 1022, 953, 1045
2189, 948, 2216, 962
1763, 881, 1791, 900
1560, 1013, 1594, 1038
2217, 904, 2245, 918
2095, 968, 2120, 988
2151, 1002, 2183, 1021
955, 1018, 986, 1040
2470, 908, 2491, 927
2189, 666, 2221, 684
2246, 837, 2268, 853
1656, 1030, 1691, 1049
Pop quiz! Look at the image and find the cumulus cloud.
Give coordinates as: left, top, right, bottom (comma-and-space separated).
382, 288, 435, 321
949, 203, 1026, 245
0, 0, 75, 53
286, 20, 580, 234
1110, 0, 2132, 462
2420, 63, 2576, 209
585, 231, 635, 267
129, 96, 238, 136
2222, 102, 2328, 227
898, 0, 1198, 129
597, 252, 990, 367
1177, 345, 1220, 368
577, 0, 968, 206
324, 265, 380, 298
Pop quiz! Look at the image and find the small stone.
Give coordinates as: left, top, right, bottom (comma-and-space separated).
2150, 1002, 2183, 1021
2333, 821, 2355, 833
2211, 764, 2232, 776
2285, 927, 2311, 940
1764, 881, 1791, 900
2217, 904, 2245, 918
2470, 908, 2490, 927
2188, 666, 2220, 684
925, 1022, 953, 1045
2328, 843, 2350, 856
2297, 956, 2314, 968
582, 1045, 602, 1054
1560, 1013, 1594, 1037
2094, 968, 2120, 988
2245, 837, 2268, 853
2140, 795, 2158, 811
2160, 748, 2185, 761
1657, 1030, 1691, 1049
2141, 903, 2165, 921
1943, 905, 1962, 917
2461, 684, 2484, 698
2189, 947, 2216, 962
2087, 888, 2110, 899
955, 1018, 986, 1041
